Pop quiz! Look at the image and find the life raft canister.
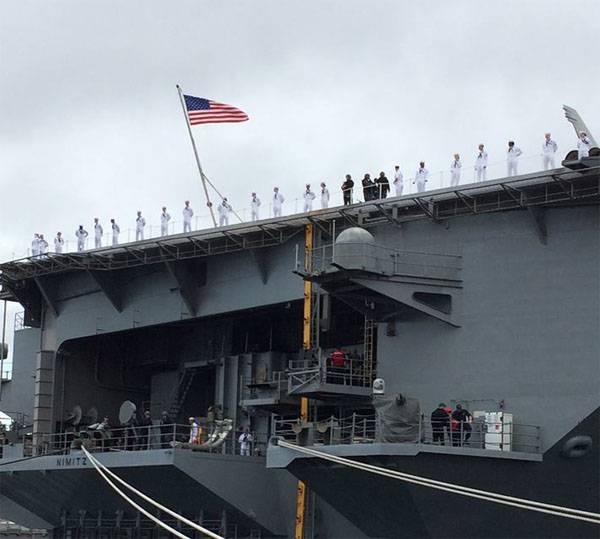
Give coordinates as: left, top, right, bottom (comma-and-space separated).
561, 435, 593, 459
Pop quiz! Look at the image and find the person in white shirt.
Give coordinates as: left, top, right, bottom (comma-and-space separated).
413, 162, 429, 193
218, 198, 232, 226
542, 133, 558, 170
450, 154, 461, 187
54, 232, 64, 254
393, 165, 404, 196
110, 219, 120, 246
250, 193, 261, 221
272, 187, 285, 217
182, 201, 194, 233
93, 218, 103, 248
506, 141, 523, 177
303, 184, 316, 212
578, 131, 591, 159
135, 211, 146, 241
188, 417, 199, 445
238, 427, 253, 456
475, 144, 488, 182
75, 225, 88, 252
320, 182, 330, 209
31, 234, 40, 257
38, 234, 49, 255
160, 207, 171, 236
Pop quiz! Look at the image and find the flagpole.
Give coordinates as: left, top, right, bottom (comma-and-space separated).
176, 84, 217, 227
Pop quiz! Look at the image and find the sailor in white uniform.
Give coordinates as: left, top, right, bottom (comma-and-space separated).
475, 144, 488, 182
393, 165, 404, 196
303, 184, 316, 212
272, 187, 285, 217
183, 201, 194, 233
320, 182, 330, 209
93, 218, 103, 248
31, 234, 40, 257
135, 211, 146, 241
54, 232, 64, 254
578, 132, 591, 159
38, 234, 49, 255
450, 154, 461, 187
413, 162, 429, 193
218, 198, 232, 226
75, 226, 88, 252
250, 193, 261, 221
110, 219, 120, 246
506, 141, 523, 177
160, 207, 171, 236
542, 133, 558, 170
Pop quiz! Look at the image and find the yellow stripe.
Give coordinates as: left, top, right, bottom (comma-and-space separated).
295, 223, 314, 539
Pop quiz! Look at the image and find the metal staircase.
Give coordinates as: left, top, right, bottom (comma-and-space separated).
168, 369, 198, 420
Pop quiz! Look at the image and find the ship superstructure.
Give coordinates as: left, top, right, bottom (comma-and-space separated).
0, 157, 599, 538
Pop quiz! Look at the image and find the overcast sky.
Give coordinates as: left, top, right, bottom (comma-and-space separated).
1, 1, 600, 363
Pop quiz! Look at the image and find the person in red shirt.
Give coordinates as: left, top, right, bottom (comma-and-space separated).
328, 349, 347, 383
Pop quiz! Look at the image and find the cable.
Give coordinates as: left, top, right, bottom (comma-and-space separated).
82, 447, 224, 539
277, 440, 600, 525
201, 172, 244, 223
83, 447, 190, 538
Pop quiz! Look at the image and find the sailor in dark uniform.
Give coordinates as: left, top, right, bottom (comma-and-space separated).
341, 175, 354, 205
431, 403, 450, 445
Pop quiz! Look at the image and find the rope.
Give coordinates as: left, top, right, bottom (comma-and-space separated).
82, 447, 224, 539
277, 440, 600, 525
83, 447, 190, 538
201, 171, 244, 223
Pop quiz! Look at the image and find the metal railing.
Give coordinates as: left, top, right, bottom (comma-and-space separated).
39, 424, 268, 457
287, 354, 372, 394
301, 241, 462, 282
61, 516, 239, 539
3, 150, 575, 263
240, 370, 287, 402
273, 413, 542, 454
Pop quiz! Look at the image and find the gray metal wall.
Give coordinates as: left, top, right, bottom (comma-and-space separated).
51, 243, 304, 347
0, 327, 40, 422
375, 206, 599, 449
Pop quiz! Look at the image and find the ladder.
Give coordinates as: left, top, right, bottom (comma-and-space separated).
363, 318, 376, 386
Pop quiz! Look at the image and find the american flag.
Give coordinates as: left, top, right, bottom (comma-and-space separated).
183, 95, 249, 125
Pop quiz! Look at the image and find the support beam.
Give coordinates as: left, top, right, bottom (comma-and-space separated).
221, 231, 244, 247
527, 207, 548, 245
337, 208, 358, 227
413, 197, 440, 221
454, 190, 475, 211
352, 277, 460, 327
306, 217, 330, 238
164, 261, 200, 316
373, 203, 402, 226
33, 276, 60, 317
87, 270, 123, 313
550, 174, 575, 199
500, 183, 526, 206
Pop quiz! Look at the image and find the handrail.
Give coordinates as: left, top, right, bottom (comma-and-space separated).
272, 413, 541, 454
36, 423, 269, 458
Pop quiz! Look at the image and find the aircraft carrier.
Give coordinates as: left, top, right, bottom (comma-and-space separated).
0, 127, 599, 537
